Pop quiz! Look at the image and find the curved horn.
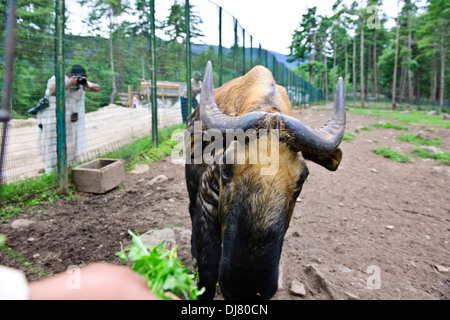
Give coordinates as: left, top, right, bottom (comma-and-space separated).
200, 61, 346, 155
277, 77, 346, 154
200, 61, 267, 132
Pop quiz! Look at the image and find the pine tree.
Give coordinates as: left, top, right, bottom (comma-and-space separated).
392, 0, 401, 110
79, 0, 130, 103
289, 7, 319, 84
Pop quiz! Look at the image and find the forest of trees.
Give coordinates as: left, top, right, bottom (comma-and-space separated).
0, 0, 233, 117
1, 0, 290, 118
1, 0, 448, 118
289, 0, 449, 112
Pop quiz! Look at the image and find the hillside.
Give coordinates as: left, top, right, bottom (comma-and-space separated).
191, 43, 299, 69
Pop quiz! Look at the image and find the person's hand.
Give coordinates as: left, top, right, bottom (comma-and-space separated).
85, 80, 101, 92
28, 263, 158, 300
67, 75, 79, 87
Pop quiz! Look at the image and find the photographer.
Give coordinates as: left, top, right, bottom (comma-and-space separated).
48, 65, 101, 95
180, 71, 202, 124
36, 64, 100, 174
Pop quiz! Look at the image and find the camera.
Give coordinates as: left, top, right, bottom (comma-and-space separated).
28, 97, 49, 115
77, 75, 87, 87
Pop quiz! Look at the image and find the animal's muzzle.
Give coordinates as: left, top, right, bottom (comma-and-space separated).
219, 264, 279, 300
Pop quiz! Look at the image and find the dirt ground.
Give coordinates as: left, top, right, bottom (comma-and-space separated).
1, 108, 449, 300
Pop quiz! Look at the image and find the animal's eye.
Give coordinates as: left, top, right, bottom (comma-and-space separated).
301, 167, 309, 182
221, 164, 233, 181
296, 167, 309, 190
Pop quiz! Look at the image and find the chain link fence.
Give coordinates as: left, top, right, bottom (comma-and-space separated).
0, 0, 322, 208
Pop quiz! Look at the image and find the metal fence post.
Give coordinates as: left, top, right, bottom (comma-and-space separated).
265, 49, 268, 69
242, 28, 245, 75
272, 55, 276, 79
258, 44, 262, 66
150, 0, 158, 146
234, 18, 238, 78
1, 0, 16, 124
219, 6, 223, 86
55, 0, 68, 194
250, 35, 253, 69
0, 0, 17, 194
185, 0, 192, 116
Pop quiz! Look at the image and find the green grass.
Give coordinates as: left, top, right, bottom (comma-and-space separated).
1, 172, 57, 202
1, 184, 77, 224
103, 124, 185, 171
395, 133, 442, 146
373, 147, 412, 163
372, 121, 409, 130
0, 173, 77, 224
348, 108, 450, 129
412, 148, 450, 165
343, 132, 357, 141
355, 126, 373, 132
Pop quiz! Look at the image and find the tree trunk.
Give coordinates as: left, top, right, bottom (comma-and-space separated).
431, 48, 437, 104
345, 42, 348, 97
333, 40, 337, 96
367, 43, 371, 99
353, 37, 357, 106
141, 37, 145, 79
324, 54, 328, 102
439, 29, 446, 113
399, 64, 406, 102
109, 10, 116, 105
407, 8, 413, 106
116, 30, 124, 93
175, 48, 179, 81
373, 29, 378, 102
415, 66, 421, 103
360, 13, 365, 108
392, 3, 400, 110
310, 32, 316, 84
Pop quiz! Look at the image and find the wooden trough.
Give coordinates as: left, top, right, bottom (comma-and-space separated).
72, 158, 125, 194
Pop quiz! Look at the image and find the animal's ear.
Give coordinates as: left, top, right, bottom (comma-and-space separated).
302, 148, 343, 171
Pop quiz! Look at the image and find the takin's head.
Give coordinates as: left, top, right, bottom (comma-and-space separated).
200, 62, 346, 300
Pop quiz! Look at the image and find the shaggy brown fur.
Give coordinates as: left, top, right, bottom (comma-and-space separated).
214, 66, 292, 116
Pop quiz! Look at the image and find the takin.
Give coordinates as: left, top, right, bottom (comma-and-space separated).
185, 61, 346, 300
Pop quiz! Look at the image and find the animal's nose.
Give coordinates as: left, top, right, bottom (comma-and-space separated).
220, 281, 277, 300
219, 269, 278, 300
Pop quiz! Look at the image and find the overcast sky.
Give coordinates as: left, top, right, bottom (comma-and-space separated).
67, 0, 404, 55
205, 0, 402, 54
